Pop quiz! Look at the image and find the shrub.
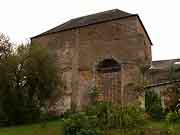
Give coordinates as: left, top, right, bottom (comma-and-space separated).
62, 102, 146, 135
62, 112, 103, 135
148, 104, 164, 120
119, 104, 146, 129
77, 129, 103, 135
86, 102, 145, 130
145, 90, 163, 120
165, 111, 179, 124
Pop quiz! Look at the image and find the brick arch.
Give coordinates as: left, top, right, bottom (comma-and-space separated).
92, 56, 122, 72
96, 59, 120, 72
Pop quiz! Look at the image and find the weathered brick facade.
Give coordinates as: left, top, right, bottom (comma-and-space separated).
31, 9, 153, 114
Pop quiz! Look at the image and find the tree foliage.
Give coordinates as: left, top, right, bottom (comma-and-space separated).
0, 42, 60, 125
0, 33, 12, 59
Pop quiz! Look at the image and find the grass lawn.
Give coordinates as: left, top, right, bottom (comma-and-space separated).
105, 121, 180, 135
146, 121, 180, 135
0, 120, 63, 135
0, 119, 180, 135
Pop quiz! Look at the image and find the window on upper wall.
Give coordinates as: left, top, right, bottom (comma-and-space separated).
96, 59, 121, 73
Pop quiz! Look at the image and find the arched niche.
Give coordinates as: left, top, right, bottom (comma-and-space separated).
96, 58, 121, 73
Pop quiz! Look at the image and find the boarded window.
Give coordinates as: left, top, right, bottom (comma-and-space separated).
96, 59, 121, 103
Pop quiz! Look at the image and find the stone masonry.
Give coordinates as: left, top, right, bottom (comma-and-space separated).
31, 9, 154, 114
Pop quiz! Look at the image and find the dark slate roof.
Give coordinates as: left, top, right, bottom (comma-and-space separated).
32, 9, 152, 45
150, 59, 180, 70
145, 79, 180, 89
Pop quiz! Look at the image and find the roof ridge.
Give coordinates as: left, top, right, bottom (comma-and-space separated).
70, 9, 131, 21
31, 9, 152, 46
153, 58, 180, 63
32, 9, 133, 38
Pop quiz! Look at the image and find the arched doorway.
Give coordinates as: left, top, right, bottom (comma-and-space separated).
95, 58, 121, 103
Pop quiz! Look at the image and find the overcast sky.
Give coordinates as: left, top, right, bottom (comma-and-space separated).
0, 0, 180, 60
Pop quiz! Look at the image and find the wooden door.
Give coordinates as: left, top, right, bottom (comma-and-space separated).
96, 71, 121, 104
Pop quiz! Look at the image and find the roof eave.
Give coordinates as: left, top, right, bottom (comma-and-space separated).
136, 15, 153, 45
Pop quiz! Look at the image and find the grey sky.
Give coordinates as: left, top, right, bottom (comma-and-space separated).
0, 0, 180, 60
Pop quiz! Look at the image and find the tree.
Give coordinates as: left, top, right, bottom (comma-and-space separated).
0, 33, 12, 59
0, 43, 61, 125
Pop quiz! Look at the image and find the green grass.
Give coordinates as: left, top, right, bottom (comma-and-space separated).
104, 121, 180, 135
0, 119, 180, 135
0, 120, 63, 135
146, 120, 180, 135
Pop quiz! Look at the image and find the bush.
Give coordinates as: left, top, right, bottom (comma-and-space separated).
148, 104, 164, 120
166, 111, 179, 124
85, 102, 115, 129
62, 102, 146, 135
120, 104, 146, 129
145, 90, 163, 120
62, 112, 103, 135
77, 129, 103, 135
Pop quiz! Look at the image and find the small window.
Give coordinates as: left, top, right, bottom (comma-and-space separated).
97, 59, 120, 73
